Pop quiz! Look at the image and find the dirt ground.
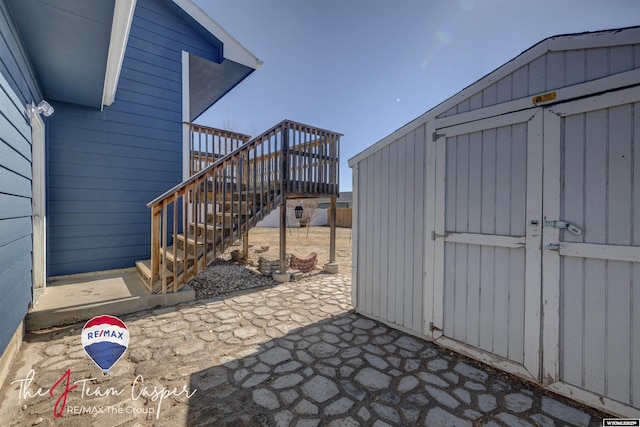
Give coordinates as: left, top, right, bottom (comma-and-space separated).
227, 226, 353, 274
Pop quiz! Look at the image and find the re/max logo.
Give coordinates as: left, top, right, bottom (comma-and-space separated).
86, 330, 124, 340
603, 420, 640, 427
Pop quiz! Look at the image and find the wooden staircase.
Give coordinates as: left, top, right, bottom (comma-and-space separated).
136, 120, 341, 293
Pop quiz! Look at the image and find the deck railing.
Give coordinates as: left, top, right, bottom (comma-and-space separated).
188, 123, 251, 175
145, 120, 341, 293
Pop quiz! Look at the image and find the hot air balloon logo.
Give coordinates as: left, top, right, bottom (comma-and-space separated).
81, 315, 129, 374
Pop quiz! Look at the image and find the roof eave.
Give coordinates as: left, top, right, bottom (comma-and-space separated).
171, 0, 263, 70
101, 0, 137, 108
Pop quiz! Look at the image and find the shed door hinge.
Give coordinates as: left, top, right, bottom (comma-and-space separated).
431, 231, 446, 240
432, 131, 445, 142
429, 322, 442, 332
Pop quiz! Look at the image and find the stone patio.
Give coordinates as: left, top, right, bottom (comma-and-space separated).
0, 274, 607, 426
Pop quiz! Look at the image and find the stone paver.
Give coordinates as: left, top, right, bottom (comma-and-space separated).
0, 274, 606, 426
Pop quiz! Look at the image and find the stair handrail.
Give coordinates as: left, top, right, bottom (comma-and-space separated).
145, 119, 342, 292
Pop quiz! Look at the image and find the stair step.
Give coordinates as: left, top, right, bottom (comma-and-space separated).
195, 223, 235, 233
161, 246, 197, 263
215, 201, 254, 210
136, 259, 152, 280
175, 233, 207, 246
208, 211, 251, 219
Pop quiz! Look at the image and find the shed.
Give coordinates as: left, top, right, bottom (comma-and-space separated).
348, 27, 640, 417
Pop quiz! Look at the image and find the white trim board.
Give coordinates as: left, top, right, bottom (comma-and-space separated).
171, 0, 262, 69
102, 0, 136, 108
182, 51, 190, 181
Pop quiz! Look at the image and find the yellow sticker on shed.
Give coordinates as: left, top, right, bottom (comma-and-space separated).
532, 91, 556, 105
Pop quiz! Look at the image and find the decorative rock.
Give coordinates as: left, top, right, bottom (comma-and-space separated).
541, 397, 591, 426
371, 402, 401, 424
363, 353, 389, 370
397, 376, 419, 393
252, 388, 279, 410
352, 318, 376, 330
453, 388, 472, 405
358, 407, 371, 421
259, 347, 292, 365
242, 374, 270, 388
464, 381, 486, 391
425, 385, 460, 409
327, 417, 359, 427
271, 373, 304, 389
531, 413, 555, 427
425, 407, 472, 427
395, 336, 424, 352
274, 410, 294, 427
478, 394, 498, 412
454, 362, 489, 382
354, 367, 392, 390
427, 358, 449, 371
295, 399, 319, 415
496, 412, 535, 427
418, 372, 449, 388
504, 393, 533, 413
324, 397, 354, 415
302, 375, 340, 403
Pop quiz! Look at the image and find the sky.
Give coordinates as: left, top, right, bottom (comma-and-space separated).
193, 0, 640, 192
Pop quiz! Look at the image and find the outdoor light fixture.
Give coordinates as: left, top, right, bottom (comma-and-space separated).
295, 205, 303, 219
26, 100, 54, 118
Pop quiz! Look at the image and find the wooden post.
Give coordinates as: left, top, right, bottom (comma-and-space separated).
329, 196, 337, 263
150, 206, 161, 284
279, 202, 286, 271
243, 232, 249, 260
279, 126, 289, 272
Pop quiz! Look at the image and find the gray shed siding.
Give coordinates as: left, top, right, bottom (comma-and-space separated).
0, 0, 40, 354
558, 103, 640, 407
350, 28, 640, 416
439, 44, 640, 118
46, 0, 223, 276
354, 125, 426, 333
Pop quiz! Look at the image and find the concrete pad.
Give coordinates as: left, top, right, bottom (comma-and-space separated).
26, 268, 195, 330
324, 262, 339, 274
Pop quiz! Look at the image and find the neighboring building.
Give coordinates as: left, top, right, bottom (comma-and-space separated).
0, 0, 260, 386
257, 192, 352, 227
349, 27, 640, 417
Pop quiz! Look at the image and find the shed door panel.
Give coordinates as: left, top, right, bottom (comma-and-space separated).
433, 109, 542, 379
544, 99, 640, 409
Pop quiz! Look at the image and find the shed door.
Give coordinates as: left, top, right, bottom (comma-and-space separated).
431, 109, 543, 381
542, 88, 640, 412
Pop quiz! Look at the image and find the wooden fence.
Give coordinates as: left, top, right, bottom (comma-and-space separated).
328, 208, 352, 228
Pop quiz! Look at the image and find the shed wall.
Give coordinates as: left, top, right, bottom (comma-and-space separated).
0, 0, 39, 354
354, 124, 426, 333
46, 0, 223, 276
438, 44, 640, 119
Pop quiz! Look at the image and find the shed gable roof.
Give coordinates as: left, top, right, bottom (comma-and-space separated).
349, 26, 640, 167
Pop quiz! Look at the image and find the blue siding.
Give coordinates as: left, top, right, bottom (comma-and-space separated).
0, 0, 38, 355
46, 0, 223, 276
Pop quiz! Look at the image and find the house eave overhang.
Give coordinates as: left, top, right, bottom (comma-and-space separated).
6, 0, 119, 109
171, 0, 262, 121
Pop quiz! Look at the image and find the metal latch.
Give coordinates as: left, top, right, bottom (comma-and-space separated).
544, 243, 563, 251
544, 219, 583, 236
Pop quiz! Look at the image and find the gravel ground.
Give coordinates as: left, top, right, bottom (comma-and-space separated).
187, 258, 276, 300
187, 226, 350, 300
